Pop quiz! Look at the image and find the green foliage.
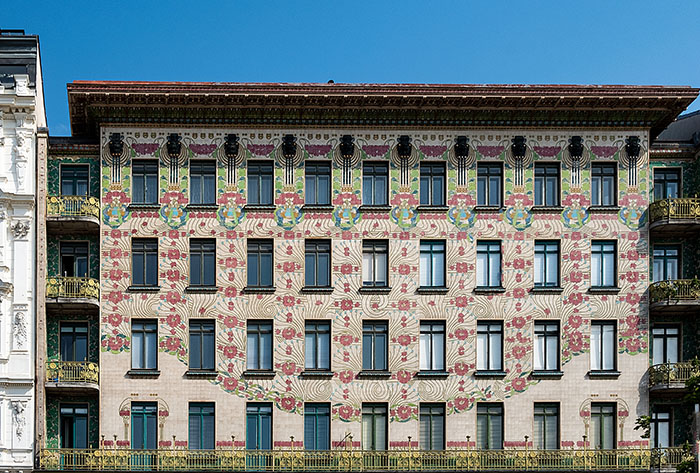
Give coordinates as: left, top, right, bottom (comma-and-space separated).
684, 357, 700, 404
675, 442, 696, 473
633, 415, 651, 439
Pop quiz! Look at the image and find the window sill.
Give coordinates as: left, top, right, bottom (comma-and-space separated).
356, 371, 392, 379
243, 204, 276, 212
414, 371, 449, 379
127, 369, 160, 377
531, 370, 564, 378
588, 287, 620, 295
531, 205, 563, 213
185, 286, 218, 294
128, 203, 160, 210
473, 370, 507, 378
358, 205, 392, 212
416, 287, 449, 295
588, 205, 620, 212
358, 286, 392, 295
530, 286, 563, 294
242, 286, 276, 294
473, 286, 506, 294
300, 286, 334, 294
242, 370, 276, 379
127, 285, 161, 293
588, 370, 621, 379
301, 204, 334, 212
186, 204, 218, 211
300, 371, 335, 378
415, 205, 449, 213
185, 370, 218, 379
474, 205, 503, 212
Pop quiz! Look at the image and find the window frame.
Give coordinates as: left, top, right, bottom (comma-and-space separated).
132, 159, 159, 205
361, 403, 388, 451
304, 403, 330, 450
590, 403, 616, 450
305, 161, 332, 205
189, 160, 217, 205
246, 320, 273, 372
652, 245, 680, 282
247, 239, 274, 288
653, 167, 681, 201
59, 241, 89, 278
476, 403, 504, 450
60, 321, 89, 362
305, 320, 331, 371
189, 238, 216, 288
246, 403, 273, 450
419, 240, 446, 288
362, 321, 388, 372
533, 321, 560, 372
533, 402, 560, 450
534, 163, 561, 207
247, 160, 274, 206
591, 163, 617, 207
362, 240, 389, 288
59, 403, 89, 449
419, 403, 445, 451
534, 240, 560, 288
131, 401, 158, 450
476, 241, 502, 289
304, 240, 331, 288
132, 238, 158, 287
476, 163, 503, 207
590, 240, 617, 288
419, 162, 446, 206
476, 321, 503, 372
651, 325, 680, 365
188, 402, 215, 450
650, 407, 672, 449
131, 319, 158, 371
60, 164, 90, 197
189, 319, 216, 371
419, 321, 446, 372
590, 321, 617, 372
362, 162, 389, 206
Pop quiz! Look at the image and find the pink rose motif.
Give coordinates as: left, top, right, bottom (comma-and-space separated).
569, 250, 582, 261
534, 146, 561, 157
339, 299, 353, 311
568, 293, 583, 305
337, 405, 354, 420
223, 377, 238, 391
511, 377, 527, 391
626, 250, 640, 261
477, 146, 503, 158
420, 145, 447, 157
363, 145, 390, 157
109, 248, 123, 259
166, 270, 181, 283
590, 146, 618, 158
453, 362, 469, 376
223, 346, 238, 358
625, 293, 640, 305
223, 316, 237, 329
338, 334, 354, 347
512, 317, 526, 329
454, 296, 469, 308
338, 370, 354, 384
569, 271, 583, 283
625, 339, 640, 352
108, 313, 123, 326
224, 287, 237, 298
132, 143, 159, 155
454, 397, 470, 411
280, 361, 296, 376
454, 328, 469, 340
281, 327, 296, 340
512, 258, 526, 270
513, 288, 526, 299
165, 337, 180, 351
570, 232, 582, 241
282, 262, 296, 272
398, 300, 410, 311
397, 264, 411, 276
397, 335, 411, 346
396, 405, 413, 420
165, 291, 182, 304
512, 346, 527, 359
281, 296, 296, 307
106, 291, 124, 304
569, 331, 583, 351
108, 337, 124, 351
340, 264, 353, 275
247, 144, 275, 156
305, 144, 332, 156
396, 370, 412, 384
166, 313, 181, 327
167, 249, 181, 260
568, 315, 582, 328
455, 262, 469, 273
110, 229, 123, 239
625, 272, 639, 283
189, 144, 217, 155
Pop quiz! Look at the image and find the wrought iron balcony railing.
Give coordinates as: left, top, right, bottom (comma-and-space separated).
649, 279, 700, 304
45, 361, 99, 385
38, 447, 659, 471
46, 277, 100, 300
649, 362, 700, 388
47, 196, 101, 219
649, 197, 700, 224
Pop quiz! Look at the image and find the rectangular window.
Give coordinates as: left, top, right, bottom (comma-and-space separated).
591, 241, 616, 288
477, 163, 502, 207
189, 403, 215, 450
247, 321, 273, 371
476, 403, 503, 449
420, 163, 446, 206
248, 161, 274, 205
132, 160, 159, 205
534, 164, 560, 206
652, 325, 679, 365
190, 239, 216, 287
131, 402, 158, 449
419, 321, 445, 371
132, 238, 158, 287
305, 321, 331, 371
651, 408, 671, 449
534, 403, 559, 450
361, 403, 387, 451
590, 321, 616, 372
362, 240, 388, 287
246, 403, 272, 450
420, 404, 445, 450
131, 320, 157, 370
419, 241, 446, 288
60, 322, 88, 362
190, 161, 217, 205
362, 321, 388, 371
653, 245, 679, 282
591, 163, 616, 206
60, 242, 88, 278
305, 162, 331, 205
534, 241, 560, 287
653, 168, 680, 201
476, 321, 503, 371
304, 403, 330, 450
60, 165, 89, 196
534, 321, 559, 372
305, 240, 331, 287
476, 241, 501, 288
590, 403, 616, 449
362, 162, 388, 206
60, 404, 88, 449
247, 239, 274, 288
189, 320, 215, 371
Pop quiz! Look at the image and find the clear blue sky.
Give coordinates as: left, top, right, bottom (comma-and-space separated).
5, 1, 700, 135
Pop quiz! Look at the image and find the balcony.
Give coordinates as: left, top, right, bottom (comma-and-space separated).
46, 277, 100, 309
38, 447, 655, 472
649, 198, 700, 235
648, 279, 700, 313
46, 195, 100, 232
648, 362, 700, 393
45, 361, 99, 392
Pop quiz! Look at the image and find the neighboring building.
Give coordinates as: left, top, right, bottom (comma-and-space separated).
0, 29, 45, 472
36, 82, 699, 472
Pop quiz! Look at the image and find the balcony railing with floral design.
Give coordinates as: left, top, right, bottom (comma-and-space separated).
649, 197, 700, 225
649, 362, 700, 388
652, 447, 695, 468
38, 447, 656, 471
45, 361, 99, 385
47, 196, 101, 219
649, 279, 700, 304
46, 277, 100, 300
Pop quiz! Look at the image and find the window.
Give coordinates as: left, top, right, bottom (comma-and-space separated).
247, 239, 274, 288
476, 403, 503, 449
590, 321, 616, 372
190, 239, 216, 287
477, 163, 502, 207
534, 403, 559, 450
361, 404, 387, 451
534, 322, 559, 372
362, 240, 388, 287
476, 321, 503, 371
246, 403, 272, 450
247, 321, 272, 371
534, 164, 560, 206
419, 321, 445, 371
132, 160, 159, 205
534, 241, 559, 287
305, 321, 330, 371
132, 239, 158, 287
653, 245, 679, 282
419, 241, 446, 288
590, 403, 616, 449
476, 241, 501, 288
60, 242, 88, 278
652, 326, 679, 365
248, 161, 274, 205
189, 320, 215, 371
591, 163, 616, 206
305, 162, 331, 205
420, 163, 445, 206
60, 322, 88, 362
132, 320, 157, 370
653, 168, 680, 201
362, 162, 388, 206
131, 402, 158, 449
420, 404, 445, 450
651, 408, 671, 448
60, 165, 89, 196
304, 403, 330, 450
305, 240, 331, 287
362, 321, 388, 371
189, 403, 215, 450
591, 241, 616, 288
190, 161, 216, 205
60, 404, 88, 448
